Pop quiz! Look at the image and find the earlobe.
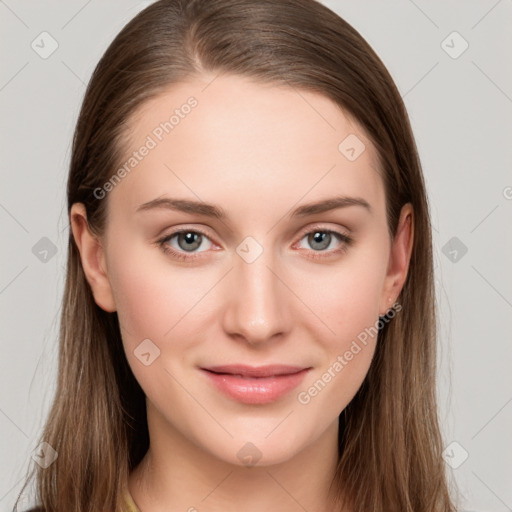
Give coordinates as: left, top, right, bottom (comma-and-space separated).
70, 203, 117, 313
379, 203, 414, 316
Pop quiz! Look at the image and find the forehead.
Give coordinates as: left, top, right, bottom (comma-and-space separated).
108, 74, 384, 223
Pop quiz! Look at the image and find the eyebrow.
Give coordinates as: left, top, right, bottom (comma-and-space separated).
136, 195, 372, 218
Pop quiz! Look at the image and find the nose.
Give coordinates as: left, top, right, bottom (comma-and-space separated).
221, 243, 292, 346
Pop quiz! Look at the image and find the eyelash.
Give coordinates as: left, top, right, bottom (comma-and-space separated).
156, 226, 353, 262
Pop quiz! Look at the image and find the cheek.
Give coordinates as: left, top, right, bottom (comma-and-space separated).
107, 241, 218, 371
297, 278, 381, 417
111, 267, 168, 340
309, 252, 388, 339
296, 245, 388, 409
106, 242, 191, 345
107, 250, 202, 396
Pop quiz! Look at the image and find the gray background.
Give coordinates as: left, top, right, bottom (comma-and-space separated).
1, 1, 511, 510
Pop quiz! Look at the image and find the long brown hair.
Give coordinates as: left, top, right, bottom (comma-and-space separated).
15, 1, 458, 510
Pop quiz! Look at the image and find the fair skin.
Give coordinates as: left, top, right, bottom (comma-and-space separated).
71, 74, 413, 512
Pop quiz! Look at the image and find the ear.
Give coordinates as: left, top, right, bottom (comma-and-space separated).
378, 202, 414, 316
70, 203, 116, 313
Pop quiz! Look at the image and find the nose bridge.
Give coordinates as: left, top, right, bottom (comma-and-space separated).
222, 236, 290, 344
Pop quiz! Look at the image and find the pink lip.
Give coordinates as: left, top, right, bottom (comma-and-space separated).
200, 364, 311, 404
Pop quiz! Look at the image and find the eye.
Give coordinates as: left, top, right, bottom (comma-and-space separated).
157, 229, 216, 261
156, 226, 353, 262
295, 227, 353, 259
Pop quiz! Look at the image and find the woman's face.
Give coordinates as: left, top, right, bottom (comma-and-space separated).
74, 74, 412, 466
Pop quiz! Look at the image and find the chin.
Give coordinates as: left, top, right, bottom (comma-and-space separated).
202, 428, 310, 468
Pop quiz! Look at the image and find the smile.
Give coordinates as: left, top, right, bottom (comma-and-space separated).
200, 365, 311, 404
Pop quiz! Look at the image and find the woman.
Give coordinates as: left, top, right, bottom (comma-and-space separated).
16, 0, 458, 510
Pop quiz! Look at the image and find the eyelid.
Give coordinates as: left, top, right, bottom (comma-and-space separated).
294, 222, 351, 240
157, 225, 218, 244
